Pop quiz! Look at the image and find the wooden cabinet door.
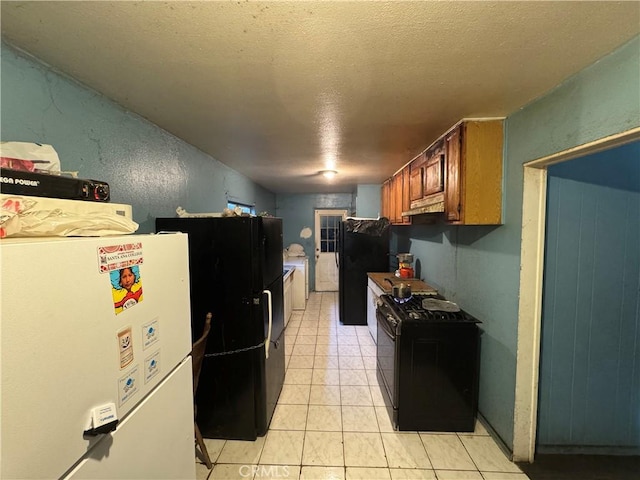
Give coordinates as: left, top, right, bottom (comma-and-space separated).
401, 167, 411, 224
445, 126, 462, 222
409, 155, 425, 202
389, 177, 396, 223
385, 170, 411, 225
424, 144, 445, 196
392, 173, 403, 224
381, 179, 391, 220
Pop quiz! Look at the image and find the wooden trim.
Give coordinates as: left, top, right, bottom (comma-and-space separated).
513, 166, 547, 462
525, 126, 640, 168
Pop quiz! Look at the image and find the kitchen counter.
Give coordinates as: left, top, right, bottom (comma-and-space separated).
367, 272, 438, 295
283, 266, 295, 327
283, 266, 295, 281
284, 256, 309, 308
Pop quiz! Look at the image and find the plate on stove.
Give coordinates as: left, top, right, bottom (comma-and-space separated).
421, 298, 461, 312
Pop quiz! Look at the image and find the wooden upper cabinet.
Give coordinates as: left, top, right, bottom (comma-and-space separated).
380, 168, 412, 226
384, 118, 502, 226
390, 169, 411, 225
399, 167, 411, 225
409, 154, 425, 202
391, 174, 401, 223
445, 127, 462, 222
445, 120, 504, 225
408, 142, 446, 215
424, 141, 445, 197
381, 178, 391, 220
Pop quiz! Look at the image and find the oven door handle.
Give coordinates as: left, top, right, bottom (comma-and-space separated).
376, 311, 396, 340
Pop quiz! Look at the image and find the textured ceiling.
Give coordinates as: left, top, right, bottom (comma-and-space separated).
2, 1, 639, 193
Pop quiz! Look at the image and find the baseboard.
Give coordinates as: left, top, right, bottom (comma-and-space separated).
477, 411, 515, 461
536, 445, 640, 456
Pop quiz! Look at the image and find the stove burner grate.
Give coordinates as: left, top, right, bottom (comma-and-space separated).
386, 294, 478, 323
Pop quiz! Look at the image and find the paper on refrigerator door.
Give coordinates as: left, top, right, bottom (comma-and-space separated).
144, 350, 161, 384
142, 318, 159, 350
118, 365, 140, 407
117, 326, 134, 369
98, 242, 145, 314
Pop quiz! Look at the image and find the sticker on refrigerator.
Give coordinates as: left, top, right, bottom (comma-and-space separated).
97, 242, 144, 274
110, 265, 144, 315
118, 365, 140, 407
117, 326, 134, 369
142, 318, 159, 350
144, 350, 161, 383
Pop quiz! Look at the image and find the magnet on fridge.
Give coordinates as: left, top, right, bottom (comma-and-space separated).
83, 402, 119, 436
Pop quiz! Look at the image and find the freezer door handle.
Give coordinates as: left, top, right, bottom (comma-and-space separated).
262, 289, 273, 359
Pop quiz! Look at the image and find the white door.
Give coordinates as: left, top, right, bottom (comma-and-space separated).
314, 209, 347, 291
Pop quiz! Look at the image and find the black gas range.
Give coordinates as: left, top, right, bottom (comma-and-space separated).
376, 293, 481, 432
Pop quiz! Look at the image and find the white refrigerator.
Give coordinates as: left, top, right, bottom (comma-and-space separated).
1, 233, 196, 479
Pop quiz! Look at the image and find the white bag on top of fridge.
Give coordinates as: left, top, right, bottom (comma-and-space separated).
0, 195, 138, 238
0, 141, 61, 173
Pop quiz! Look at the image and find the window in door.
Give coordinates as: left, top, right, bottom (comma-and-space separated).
319, 214, 342, 252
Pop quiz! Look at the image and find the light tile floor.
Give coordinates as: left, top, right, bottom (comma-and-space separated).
196, 292, 530, 480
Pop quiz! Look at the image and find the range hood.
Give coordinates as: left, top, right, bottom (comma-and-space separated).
402, 193, 445, 216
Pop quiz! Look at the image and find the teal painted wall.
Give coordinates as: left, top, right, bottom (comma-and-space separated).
276, 193, 355, 291
505, 35, 640, 448
356, 184, 382, 218
0, 42, 276, 232
395, 35, 640, 449
538, 142, 640, 453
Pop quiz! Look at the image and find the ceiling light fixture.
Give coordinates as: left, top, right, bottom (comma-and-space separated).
320, 169, 338, 179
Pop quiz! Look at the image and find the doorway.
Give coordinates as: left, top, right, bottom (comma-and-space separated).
314, 209, 347, 291
513, 127, 640, 462
536, 142, 640, 454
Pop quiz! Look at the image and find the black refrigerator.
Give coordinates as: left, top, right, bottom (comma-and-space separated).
156, 216, 285, 440
338, 218, 390, 325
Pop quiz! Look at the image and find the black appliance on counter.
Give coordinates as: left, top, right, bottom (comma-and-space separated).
0, 167, 110, 202
338, 218, 390, 325
156, 216, 285, 440
376, 293, 481, 432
